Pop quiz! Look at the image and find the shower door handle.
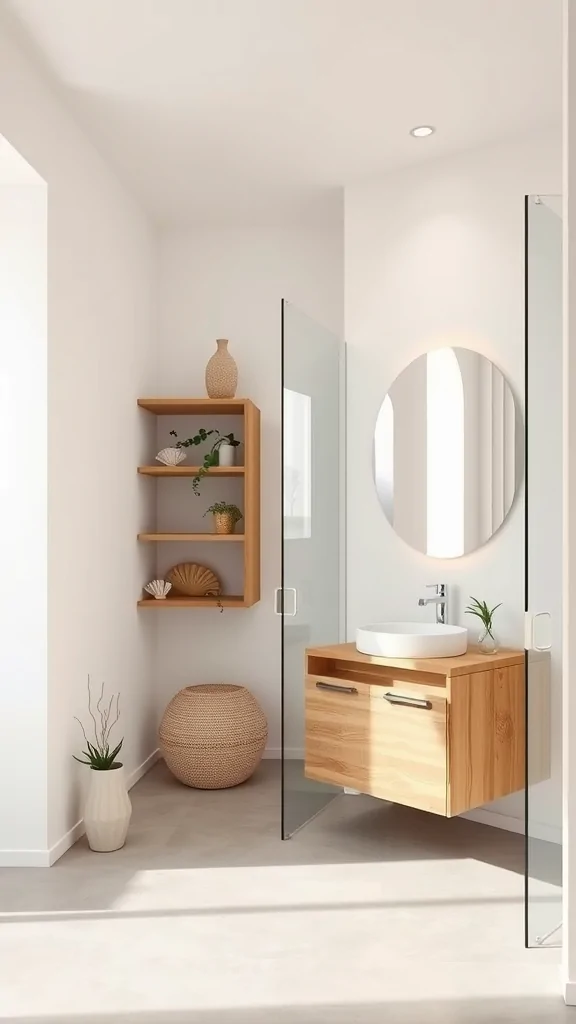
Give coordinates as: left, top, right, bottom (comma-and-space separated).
274, 588, 298, 617
525, 611, 552, 652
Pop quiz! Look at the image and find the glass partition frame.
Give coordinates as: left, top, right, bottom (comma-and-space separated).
525, 194, 563, 947
281, 300, 345, 839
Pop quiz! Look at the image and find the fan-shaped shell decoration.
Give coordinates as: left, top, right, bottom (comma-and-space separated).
144, 579, 172, 600
155, 447, 186, 467
166, 563, 221, 597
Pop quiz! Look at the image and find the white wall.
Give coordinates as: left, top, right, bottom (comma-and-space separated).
345, 134, 561, 836
154, 213, 343, 752
0, 159, 47, 857
0, 19, 158, 862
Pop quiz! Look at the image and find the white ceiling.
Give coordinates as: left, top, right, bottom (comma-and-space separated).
4, 0, 562, 225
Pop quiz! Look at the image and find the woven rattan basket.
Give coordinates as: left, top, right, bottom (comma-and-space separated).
159, 684, 268, 789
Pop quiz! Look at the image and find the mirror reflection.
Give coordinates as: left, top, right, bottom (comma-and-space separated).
374, 347, 521, 558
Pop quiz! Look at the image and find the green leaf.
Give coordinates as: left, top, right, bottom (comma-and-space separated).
465, 595, 501, 631
109, 739, 124, 762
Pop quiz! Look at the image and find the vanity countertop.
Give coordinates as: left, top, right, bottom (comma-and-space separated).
306, 642, 524, 678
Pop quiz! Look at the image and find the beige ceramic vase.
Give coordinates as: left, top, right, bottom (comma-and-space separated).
205, 339, 238, 399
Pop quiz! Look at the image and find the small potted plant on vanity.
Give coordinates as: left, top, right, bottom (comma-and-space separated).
465, 597, 502, 655
204, 501, 243, 535
74, 678, 132, 852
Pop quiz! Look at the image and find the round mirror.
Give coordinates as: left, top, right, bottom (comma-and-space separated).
374, 347, 522, 558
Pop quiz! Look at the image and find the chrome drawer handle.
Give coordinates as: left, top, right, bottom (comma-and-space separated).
383, 692, 432, 710
315, 682, 358, 695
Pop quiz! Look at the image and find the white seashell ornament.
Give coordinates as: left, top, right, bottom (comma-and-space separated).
145, 579, 172, 600
155, 447, 186, 467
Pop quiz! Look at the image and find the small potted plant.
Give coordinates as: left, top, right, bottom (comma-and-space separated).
170, 429, 241, 493
204, 501, 243, 535
74, 678, 132, 852
465, 596, 502, 655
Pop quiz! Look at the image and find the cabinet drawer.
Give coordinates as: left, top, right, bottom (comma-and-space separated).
368, 688, 447, 814
305, 676, 372, 792
305, 677, 447, 814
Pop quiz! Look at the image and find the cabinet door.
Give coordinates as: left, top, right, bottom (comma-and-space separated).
369, 689, 448, 814
305, 677, 371, 791
305, 677, 448, 813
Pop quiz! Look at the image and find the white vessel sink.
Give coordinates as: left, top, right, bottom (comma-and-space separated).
356, 622, 468, 659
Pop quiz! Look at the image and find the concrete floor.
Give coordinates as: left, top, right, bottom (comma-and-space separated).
0, 760, 568, 1023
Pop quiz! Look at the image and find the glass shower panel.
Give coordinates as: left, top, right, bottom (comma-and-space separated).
281, 300, 343, 838
526, 195, 563, 946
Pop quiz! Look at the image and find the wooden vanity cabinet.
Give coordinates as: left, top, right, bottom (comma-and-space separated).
305, 643, 548, 817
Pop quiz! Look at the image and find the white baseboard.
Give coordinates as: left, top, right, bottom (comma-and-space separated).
0, 748, 161, 869
563, 975, 576, 1005
463, 806, 562, 845
0, 848, 52, 868
48, 818, 86, 867
127, 747, 160, 788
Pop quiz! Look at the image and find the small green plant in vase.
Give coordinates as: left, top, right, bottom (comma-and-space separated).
205, 501, 243, 535
170, 429, 241, 494
73, 677, 132, 852
74, 677, 124, 769
465, 597, 502, 655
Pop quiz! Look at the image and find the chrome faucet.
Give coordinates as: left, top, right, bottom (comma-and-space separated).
418, 584, 448, 625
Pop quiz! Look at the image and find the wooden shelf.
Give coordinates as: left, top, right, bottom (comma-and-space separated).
138, 594, 246, 608
137, 397, 260, 608
138, 532, 244, 542
138, 465, 245, 477
138, 398, 249, 416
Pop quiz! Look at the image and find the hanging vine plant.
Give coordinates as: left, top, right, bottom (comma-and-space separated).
169, 429, 241, 494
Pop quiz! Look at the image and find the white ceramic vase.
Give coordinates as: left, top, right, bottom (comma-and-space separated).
217, 441, 235, 467
84, 766, 132, 852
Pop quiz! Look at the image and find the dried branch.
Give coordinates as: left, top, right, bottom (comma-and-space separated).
74, 677, 124, 770
86, 675, 100, 748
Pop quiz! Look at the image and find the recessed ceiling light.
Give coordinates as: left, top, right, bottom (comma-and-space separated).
410, 125, 435, 138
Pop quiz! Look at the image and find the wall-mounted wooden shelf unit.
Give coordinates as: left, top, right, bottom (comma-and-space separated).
138, 594, 246, 609
138, 465, 245, 478
138, 398, 247, 416
137, 397, 261, 609
138, 532, 245, 543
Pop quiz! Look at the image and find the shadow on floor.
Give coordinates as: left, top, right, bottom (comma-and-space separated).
0, 761, 559, 920
0, 891, 536, 925
2, 997, 572, 1023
